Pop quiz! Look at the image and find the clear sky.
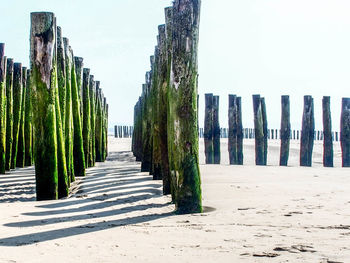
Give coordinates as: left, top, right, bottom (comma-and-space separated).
1, 0, 350, 132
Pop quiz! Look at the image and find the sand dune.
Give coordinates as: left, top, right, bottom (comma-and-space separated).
0, 137, 349, 262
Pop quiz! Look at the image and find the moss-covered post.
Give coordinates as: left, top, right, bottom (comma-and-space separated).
71, 56, 85, 176
16, 67, 26, 168
300, 95, 314, 167
95, 82, 103, 162
10, 63, 23, 169
82, 68, 91, 165
5, 58, 14, 171
57, 27, 66, 132
213, 95, 220, 164
30, 12, 59, 200
322, 96, 333, 167
280, 95, 290, 166
63, 38, 74, 183
24, 69, 33, 166
141, 77, 152, 172
261, 97, 268, 165
74, 57, 84, 117
340, 98, 350, 167
236, 97, 243, 164
88, 75, 96, 167
0, 44, 6, 173
204, 93, 213, 164
167, 0, 202, 214
252, 94, 264, 165
228, 94, 237, 164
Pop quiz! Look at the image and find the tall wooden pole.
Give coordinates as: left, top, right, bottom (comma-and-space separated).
167, 0, 202, 214
280, 95, 290, 166
30, 12, 58, 200
88, 75, 96, 167
340, 98, 350, 167
204, 93, 213, 164
16, 67, 27, 168
228, 94, 237, 164
261, 97, 268, 165
236, 97, 243, 165
300, 95, 314, 167
82, 68, 91, 166
213, 95, 220, 164
57, 26, 66, 132
322, 96, 333, 167
5, 58, 14, 171
0, 44, 6, 173
252, 94, 264, 165
24, 69, 33, 166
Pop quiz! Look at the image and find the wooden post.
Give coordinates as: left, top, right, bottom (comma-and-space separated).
340, 98, 350, 167
300, 95, 314, 167
252, 94, 264, 165
10, 62, 23, 169
213, 95, 220, 164
16, 67, 27, 168
24, 69, 33, 166
5, 58, 13, 171
204, 93, 213, 164
167, 0, 202, 214
57, 26, 66, 132
280, 95, 290, 166
82, 68, 91, 166
30, 12, 58, 200
71, 56, 85, 176
228, 94, 237, 164
322, 96, 333, 167
74, 57, 84, 117
89, 75, 96, 167
236, 97, 243, 165
95, 82, 103, 162
261, 97, 268, 165
141, 76, 152, 172
0, 44, 6, 173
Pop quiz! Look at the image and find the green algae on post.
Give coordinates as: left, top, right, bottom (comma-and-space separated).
82, 68, 91, 165
16, 67, 27, 168
5, 58, 14, 171
88, 75, 96, 167
30, 12, 58, 200
0, 44, 6, 174
57, 26, 66, 133
24, 70, 33, 166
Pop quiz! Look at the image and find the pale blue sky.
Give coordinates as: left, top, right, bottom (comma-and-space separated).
1, 0, 350, 131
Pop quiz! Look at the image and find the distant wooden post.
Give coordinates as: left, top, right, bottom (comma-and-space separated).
30, 12, 59, 200
280, 95, 290, 166
204, 93, 214, 164
236, 97, 243, 164
11, 62, 23, 169
252, 95, 264, 165
228, 94, 237, 164
300, 95, 314, 167
213, 95, 220, 164
114, 125, 117, 138
322, 96, 333, 167
167, 0, 202, 214
340, 98, 350, 167
261, 97, 268, 165
0, 43, 6, 173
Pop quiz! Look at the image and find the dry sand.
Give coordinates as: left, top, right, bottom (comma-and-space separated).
0, 137, 349, 262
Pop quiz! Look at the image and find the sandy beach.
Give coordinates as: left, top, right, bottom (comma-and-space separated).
0, 136, 349, 262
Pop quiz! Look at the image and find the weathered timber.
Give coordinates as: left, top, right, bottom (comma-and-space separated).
88, 75, 96, 167
141, 77, 152, 172
0, 44, 6, 173
228, 94, 237, 164
74, 57, 84, 116
16, 67, 26, 167
340, 98, 350, 167
261, 97, 268, 165
95, 82, 103, 162
5, 58, 14, 171
82, 68, 91, 165
322, 96, 333, 167
280, 95, 290, 166
71, 56, 85, 176
11, 63, 23, 169
236, 97, 243, 164
204, 93, 213, 164
300, 95, 314, 167
24, 69, 33, 166
167, 0, 202, 214
30, 12, 58, 200
252, 94, 264, 165
57, 26, 66, 132
213, 95, 220, 164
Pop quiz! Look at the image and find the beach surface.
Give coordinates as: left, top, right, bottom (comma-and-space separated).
0, 137, 349, 262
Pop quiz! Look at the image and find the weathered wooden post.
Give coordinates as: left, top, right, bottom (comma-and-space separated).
322, 96, 333, 167
167, 0, 202, 213
5, 58, 14, 171
74, 57, 84, 116
24, 69, 33, 166
82, 68, 91, 166
63, 38, 75, 182
236, 97, 243, 164
228, 94, 237, 164
10, 62, 23, 169
30, 12, 59, 200
114, 125, 117, 138
16, 67, 27, 168
252, 94, 264, 165
261, 97, 268, 165
57, 27, 66, 132
71, 56, 85, 175
213, 95, 220, 164
89, 75, 96, 166
204, 93, 214, 164
340, 98, 350, 167
280, 95, 290, 166
300, 95, 314, 167
95, 82, 103, 162
0, 44, 6, 173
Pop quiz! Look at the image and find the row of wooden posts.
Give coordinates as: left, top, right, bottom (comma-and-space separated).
131, 0, 202, 214
204, 94, 349, 167
0, 12, 108, 200
114, 125, 133, 138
